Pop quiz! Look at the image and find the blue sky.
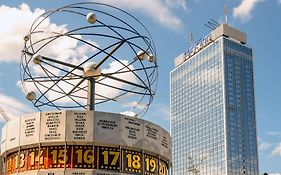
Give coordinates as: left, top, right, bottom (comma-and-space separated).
0, 0, 280, 173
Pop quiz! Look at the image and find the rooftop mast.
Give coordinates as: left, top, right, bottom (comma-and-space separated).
224, 5, 228, 24
189, 32, 193, 47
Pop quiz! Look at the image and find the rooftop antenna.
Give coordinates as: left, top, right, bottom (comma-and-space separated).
207, 21, 218, 29
189, 32, 193, 47
204, 23, 215, 30
204, 19, 219, 31
224, 5, 228, 24
211, 19, 220, 27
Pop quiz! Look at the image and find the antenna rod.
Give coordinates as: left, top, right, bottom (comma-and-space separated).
211, 19, 220, 27
204, 24, 215, 30
224, 5, 228, 24
189, 32, 193, 47
208, 21, 217, 29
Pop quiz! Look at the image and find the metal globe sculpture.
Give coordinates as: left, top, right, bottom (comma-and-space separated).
20, 2, 157, 116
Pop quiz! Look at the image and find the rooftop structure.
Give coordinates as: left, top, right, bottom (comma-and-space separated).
175, 24, 247, 68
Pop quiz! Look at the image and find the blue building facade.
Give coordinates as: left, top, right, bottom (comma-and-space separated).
170, 24, 259, 175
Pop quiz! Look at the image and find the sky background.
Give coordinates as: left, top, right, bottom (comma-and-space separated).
0, 0, 280, 174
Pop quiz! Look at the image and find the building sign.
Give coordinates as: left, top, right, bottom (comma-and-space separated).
66, 111, 94, 142
184, 34, 212, 59
20, 112, 41, 146
158, 128, 172, 160
40, 111, 66, 143
94, 113, 121, 145
143, 121, 161, 154
6, 117, 20, 150
120, 116, 143, 148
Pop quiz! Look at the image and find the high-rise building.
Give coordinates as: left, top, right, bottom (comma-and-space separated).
170, 24, 259, 175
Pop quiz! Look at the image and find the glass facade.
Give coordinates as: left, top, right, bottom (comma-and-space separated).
170, 37, 259, 175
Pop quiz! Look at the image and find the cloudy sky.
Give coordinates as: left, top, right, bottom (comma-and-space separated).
0, 0, 281, 173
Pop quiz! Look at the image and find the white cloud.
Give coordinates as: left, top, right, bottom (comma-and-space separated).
233, 0, 264, 22
97, 60, 137, 100
272, 143, 281, 156
0, 92, 33, 122
266, 131, 281, 136
165, 0, 187, 10
97, 0, 183, 30
0, 3, 44, 62
0, 3, 99, 64
279, 0, 281, 4
269, 173, 281, 175
120, 111, 137, 117
0, 3, 83, 63
259, 142, 273, 151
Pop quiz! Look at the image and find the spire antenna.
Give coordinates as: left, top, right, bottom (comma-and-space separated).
189, 32, 193, 47
224, 5, 228, 24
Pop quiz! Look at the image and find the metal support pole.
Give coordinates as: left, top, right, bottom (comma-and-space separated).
88, 77, 95, 174
87, 78, 95, 111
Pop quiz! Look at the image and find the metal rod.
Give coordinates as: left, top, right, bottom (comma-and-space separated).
211, 19, 220, 26
23, 51, 84, 71
67, 78, 86, 95
87, 78, 95, 110
94, 40, 125, 69
101, 73, 147, 89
